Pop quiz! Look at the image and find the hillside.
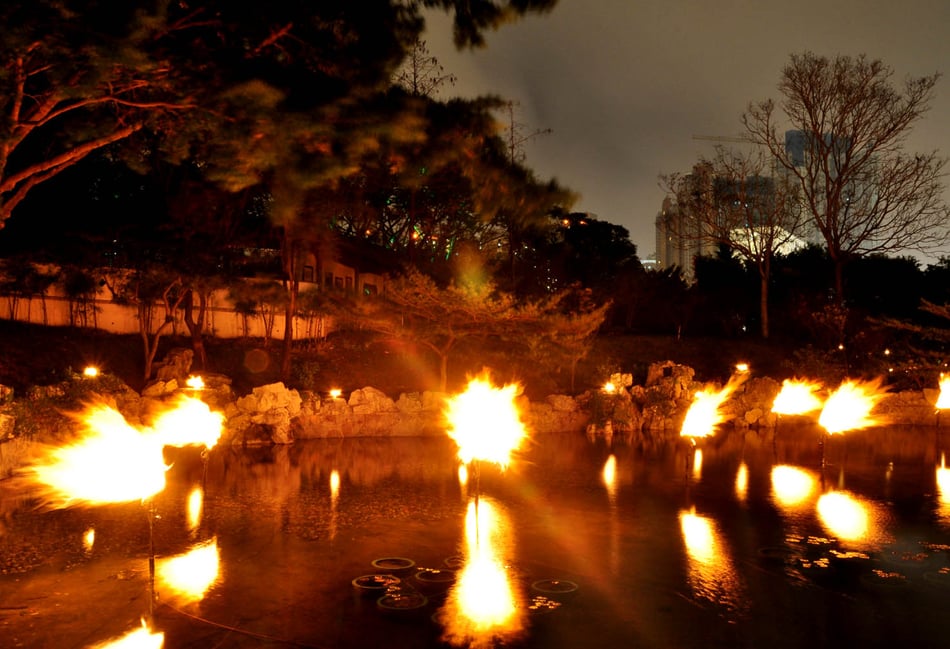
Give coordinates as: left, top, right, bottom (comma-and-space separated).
0, 320, 798, 400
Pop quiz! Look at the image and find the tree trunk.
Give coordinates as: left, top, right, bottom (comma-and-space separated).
759, 266, 770, 339
182, 288, 208, 369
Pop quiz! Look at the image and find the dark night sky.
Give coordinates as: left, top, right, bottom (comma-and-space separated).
423, 0, 950, 265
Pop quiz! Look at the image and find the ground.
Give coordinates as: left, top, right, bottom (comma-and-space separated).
0, 319, 795, 400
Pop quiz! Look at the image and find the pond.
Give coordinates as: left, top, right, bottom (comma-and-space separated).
2, 425, 950, 648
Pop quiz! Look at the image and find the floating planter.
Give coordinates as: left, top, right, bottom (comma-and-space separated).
443, 555, 465, 570
377, 591, 428, 614
371, 557, 416, 574
351, 574, 400, 597
531, 579, 578, 597
413, 568, 456, 596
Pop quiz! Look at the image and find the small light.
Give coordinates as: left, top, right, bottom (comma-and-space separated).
603, 382, 616, 394
838, 344, 845, 351
329, 388, 342, 399
884, 349, 891, 356
735, 363, 749, 373
83, 366, 99, 378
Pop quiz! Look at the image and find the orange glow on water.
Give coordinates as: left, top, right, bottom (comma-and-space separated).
817, 491, 870, 541
679, 507, 745, 613
156, 538, 220, 604
89, 619, 164, 648
83, 527, 96, 554
444, 373, 527, 469
735, 462, 748, 501
187, 487, 203, 533
937, 454, 950, 523
771, 378, 824, 415
818, 378, 887, 435
770, 465, 817, 508
440, 498, 523, 648
603, 455, 618, 501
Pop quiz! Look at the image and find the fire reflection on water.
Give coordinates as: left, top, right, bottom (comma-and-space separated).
156, 538, 221, 605
937, 453, 950, 523
771, 465, 817, 509
678, 507, 747, 617
438, 497, 525, 648
89, 619, 164, 648
186, 487, 203, 534
816, 492, 871, 542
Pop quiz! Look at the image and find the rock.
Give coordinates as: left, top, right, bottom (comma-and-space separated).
348, 386, 397, 414
151, 347, 193, 383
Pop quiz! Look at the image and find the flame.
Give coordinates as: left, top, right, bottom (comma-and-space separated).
83, 366, 100, 378
23, 404, 168, 507
817, 491, 870, 542
88, 619, 164, 649
444, 373, 527, 468
185, 375, 205, 390
818, 378, 887, 435
603, 381, 616, 394
937, 374, 950, 410
329, 388, 342, 399
440, 498, 523, 647
680, 375, 744, 441
147, 394, 224, 450
22, 396, 225, 507
770, 465, 817, 508
692, 448, 703, 479
156, 538, 220, 604
771, 378, 824, 415
186, 487, 203, 533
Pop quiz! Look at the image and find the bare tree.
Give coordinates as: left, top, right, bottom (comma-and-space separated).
393, 40, 457, 98
663, 147, 807, 337
743, 52, 950, 302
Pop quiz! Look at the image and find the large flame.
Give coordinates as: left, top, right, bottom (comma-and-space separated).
156, 538, 221, 604
771, 378, 824, 415
22, 396, 225, 508
23, 405, 168, 507
936, 374, 950, 411
680, 375, 744, 441
440, 497, 523, 648
444, 373, 527, 468
147, 394, 224, 450
818, 378, 887, 435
